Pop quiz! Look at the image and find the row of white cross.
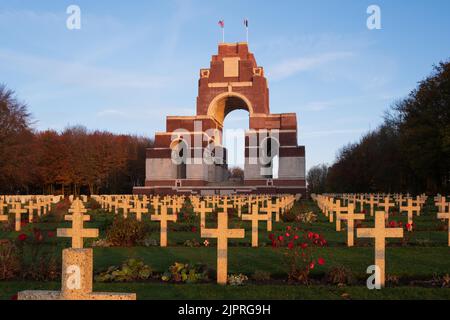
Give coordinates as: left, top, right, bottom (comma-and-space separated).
0, 195, 63, 231
312, 193, 450, 287
65, 194, 295, 285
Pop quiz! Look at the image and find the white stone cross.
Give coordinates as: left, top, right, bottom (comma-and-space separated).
437, 206, 450, 247
195, 201, 212, 229
130, 200, 148, 221
151, 205, 177, 247
357, 211, 403, 287
340, 204, 365, 247
10, 202, 27, 231
57, 200, 99, 249
242, 204, 269, 247
400, 199, 420, 231
201, 207, 245, 285
366, 195, 377, 217
378, 197, 395, 220
0, 200, 8, 223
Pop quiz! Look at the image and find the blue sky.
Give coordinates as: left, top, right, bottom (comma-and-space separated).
1, 0, 450, 171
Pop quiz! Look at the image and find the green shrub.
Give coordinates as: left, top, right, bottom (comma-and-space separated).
183, 239, 200, 247
106, 217, 148, 247
325, 266, 355, 286
95, 259, 152, 282
228, 274, 248, 286
0, 240, 21, 280
251, 270, 271, 282
162, 262, 210, 283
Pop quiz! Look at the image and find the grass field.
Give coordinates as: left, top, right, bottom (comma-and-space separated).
1, 198, 449, 300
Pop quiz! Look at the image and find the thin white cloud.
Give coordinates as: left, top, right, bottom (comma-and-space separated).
96, 106, 194, 119
0, 49, 171, 90
303, 128, 366, 138
268, 51, 354, 81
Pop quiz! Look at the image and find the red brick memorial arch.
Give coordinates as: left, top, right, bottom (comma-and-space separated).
134, 42, 306, 196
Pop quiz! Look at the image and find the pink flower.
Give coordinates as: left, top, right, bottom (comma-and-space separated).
294, 235, 299, 240
309, 262, 315, 270
278, 235, 284, 242
318, 257, 325, 265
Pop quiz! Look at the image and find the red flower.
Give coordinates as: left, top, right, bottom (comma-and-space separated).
191, 227, 197, 233
313, 233, 320, 240
18, 234, 27, 242
33, 229, 43, 242
309, 262, 315, 270
285, 233, 291, 238
288, 241, 294, 249
294, 235, 299, 240
406, 223, 413, 232
300, 242, 308, 249
47, 231, 55, 238
318, 257, 325, 265
307, 232, 314, 239
269, 233, 275, 240
278, 235, 284, 242
286, 226, 292, 231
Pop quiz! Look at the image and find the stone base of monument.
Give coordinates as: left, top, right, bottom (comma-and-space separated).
18, 291, 136, 300
18, 248, 137, 300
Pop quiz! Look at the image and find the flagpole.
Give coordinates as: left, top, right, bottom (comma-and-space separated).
222, 27, 225, 43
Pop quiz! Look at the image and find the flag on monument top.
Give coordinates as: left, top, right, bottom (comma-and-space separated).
218, 20, 225, 28
244, 19, 249, 28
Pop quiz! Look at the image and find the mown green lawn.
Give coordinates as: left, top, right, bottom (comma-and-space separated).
2, 281, 450, 300
1, 199, 449, 300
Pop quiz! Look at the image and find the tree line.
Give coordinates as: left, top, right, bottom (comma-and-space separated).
0, 84, 153, 195
308, 60, 450, 195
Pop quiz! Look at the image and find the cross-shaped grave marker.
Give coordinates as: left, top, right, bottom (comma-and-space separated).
0, 200, 8, 223
10, 202, 27, 231
378, 197, 395, 220
130, 200, 148, 221
357, 211, 403, 287
57, 200, 99, 249
119, 200, 132, 218
151, 204, 177, 247
201, 204, 245, 285
25, 201, 38, 223
436, 197, 448, 213
400, 198, 420, 231
334, 199, 346, 232
242, 204, 269, 247
437, 204, 450, 247
260, 201, 273, 232
367, 195, 377, 217
340, 204, 365, 247
195, 201, 212, 229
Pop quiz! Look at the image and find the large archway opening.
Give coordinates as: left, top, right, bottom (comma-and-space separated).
208, 93, 252, 183
207, 92, 253, 128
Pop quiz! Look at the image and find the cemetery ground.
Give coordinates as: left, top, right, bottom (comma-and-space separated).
1, 198, 449, 300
